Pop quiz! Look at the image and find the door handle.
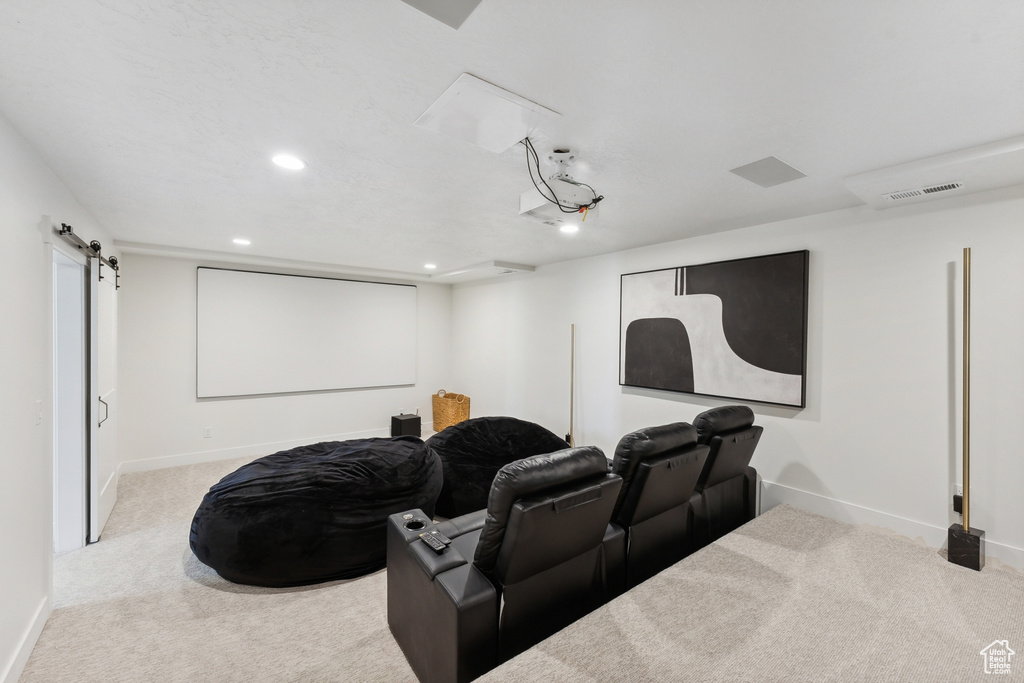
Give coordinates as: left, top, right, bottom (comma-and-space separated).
98, 395, 109, 427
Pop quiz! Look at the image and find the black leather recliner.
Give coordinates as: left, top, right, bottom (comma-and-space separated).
691, 405, 762, 550
609, 422, 710, 590
387, 446, 624, 683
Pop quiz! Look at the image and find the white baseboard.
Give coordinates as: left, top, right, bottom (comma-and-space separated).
761, 480, 1024, 572
1, 595, 50, 683
118, 427, 392, 474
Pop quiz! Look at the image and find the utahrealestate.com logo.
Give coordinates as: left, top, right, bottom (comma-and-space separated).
980, 640, 1015, 675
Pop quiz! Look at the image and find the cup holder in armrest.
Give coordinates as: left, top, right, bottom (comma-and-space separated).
390, 511, 436, 545
403, 517, 428, 532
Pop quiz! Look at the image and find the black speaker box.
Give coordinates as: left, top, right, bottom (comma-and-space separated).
391, 413, 421, 437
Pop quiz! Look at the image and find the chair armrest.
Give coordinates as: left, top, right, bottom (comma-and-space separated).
409, 536, 469, 579
435, 508, 487, 538
745, 466, 758, 519
603, 522, 626, 600
387, 511, 499, 683
689, 490, 709, 552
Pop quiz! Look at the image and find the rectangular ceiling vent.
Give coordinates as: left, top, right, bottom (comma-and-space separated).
883, 181, 963, 203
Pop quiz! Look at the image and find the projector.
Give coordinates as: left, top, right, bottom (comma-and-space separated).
519, 177, 599, 226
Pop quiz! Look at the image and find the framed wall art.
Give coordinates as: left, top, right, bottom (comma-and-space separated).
619, 250, 809, 408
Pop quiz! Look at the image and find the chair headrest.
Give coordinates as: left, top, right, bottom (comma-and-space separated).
610, 423, 697, 515
693, 405, 755, 444
614, 422, 698, 461
474, 446, 608, 573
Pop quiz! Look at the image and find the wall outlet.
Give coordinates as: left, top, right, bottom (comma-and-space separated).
203, 427, 212, 439
36, 399, 43, 425
952, 484, 964, 514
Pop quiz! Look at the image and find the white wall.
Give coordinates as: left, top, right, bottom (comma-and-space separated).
117, 254, 452, 472
451, 187, 1024, 569
0, 112, 114, 683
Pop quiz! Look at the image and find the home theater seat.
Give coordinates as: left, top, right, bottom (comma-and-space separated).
609, 422, 710, 589
691, 405, 763, 548
386, 446, 623, 683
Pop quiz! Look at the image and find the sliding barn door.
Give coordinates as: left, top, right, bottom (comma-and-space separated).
89, 261, 118, 542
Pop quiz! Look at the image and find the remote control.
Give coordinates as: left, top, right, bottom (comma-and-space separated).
419, 530, 451, 553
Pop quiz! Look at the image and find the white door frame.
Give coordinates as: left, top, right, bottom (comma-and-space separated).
51, 242, 89, 552
48, 221, 119, 548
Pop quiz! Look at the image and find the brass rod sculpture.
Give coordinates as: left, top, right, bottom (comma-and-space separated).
962, 247, 971, 531
569, 323, 575, 448
947, 247, 983, 570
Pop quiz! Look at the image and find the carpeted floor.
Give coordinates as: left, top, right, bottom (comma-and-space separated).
480, 505, 1024, 683
23, 457, 419, 683
21, 459, 1024, 682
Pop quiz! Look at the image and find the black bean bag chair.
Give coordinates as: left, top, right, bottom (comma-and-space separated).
426, 416, 570, 518
189, 436, 441, 587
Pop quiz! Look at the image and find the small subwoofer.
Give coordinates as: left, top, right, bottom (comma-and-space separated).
391, 413, 421, 437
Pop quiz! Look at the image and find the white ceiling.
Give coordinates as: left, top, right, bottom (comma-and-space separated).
1, 1, 1022, 279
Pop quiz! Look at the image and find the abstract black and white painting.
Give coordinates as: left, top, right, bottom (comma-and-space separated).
620, 250, 809, 407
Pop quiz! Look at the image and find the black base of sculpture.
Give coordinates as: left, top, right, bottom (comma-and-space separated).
947, 523, 985, 571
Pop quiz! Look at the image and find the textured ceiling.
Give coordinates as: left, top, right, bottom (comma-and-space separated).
1, 1, 1022, 278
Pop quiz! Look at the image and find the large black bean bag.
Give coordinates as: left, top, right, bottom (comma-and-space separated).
426, 416, 569, 518
189, 436, 441, 587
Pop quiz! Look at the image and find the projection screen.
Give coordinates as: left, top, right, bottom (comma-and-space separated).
196, 268, 417, 398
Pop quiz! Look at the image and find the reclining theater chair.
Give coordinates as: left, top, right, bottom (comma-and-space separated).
387, 446, 623, 683
609, 422, 709, 590
691, 405, 763, 549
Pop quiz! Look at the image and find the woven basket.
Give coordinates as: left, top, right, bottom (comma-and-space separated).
432, 389, 470, 432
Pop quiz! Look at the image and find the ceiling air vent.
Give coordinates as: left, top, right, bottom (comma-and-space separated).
922, 182, 962, 194
883, 182, 963, 203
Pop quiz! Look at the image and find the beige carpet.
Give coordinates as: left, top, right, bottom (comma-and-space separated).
21, 460, 1024, 682
22, 458, 419, 683
481, 505, 1024, 683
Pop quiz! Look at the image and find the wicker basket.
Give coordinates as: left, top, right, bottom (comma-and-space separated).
432, 389, 470, 432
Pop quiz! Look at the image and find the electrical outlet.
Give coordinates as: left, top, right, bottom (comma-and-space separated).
36, 399, 43, 425
955, 484, 963, 497
203, 427, 212, 439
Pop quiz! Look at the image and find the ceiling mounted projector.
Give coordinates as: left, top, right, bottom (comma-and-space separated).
519, 179, 600, 226
518, 144, 603, 226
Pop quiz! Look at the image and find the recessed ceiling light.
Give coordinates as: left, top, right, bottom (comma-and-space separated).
233, 238, 251, 246
424, 263, 437, 270
272, 153, 306, 170
560, 224, 580, 234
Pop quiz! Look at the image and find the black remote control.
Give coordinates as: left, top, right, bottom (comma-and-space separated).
419, 530, 451, 554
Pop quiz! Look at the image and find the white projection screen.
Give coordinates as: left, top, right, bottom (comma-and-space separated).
196, 268, 417, 398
